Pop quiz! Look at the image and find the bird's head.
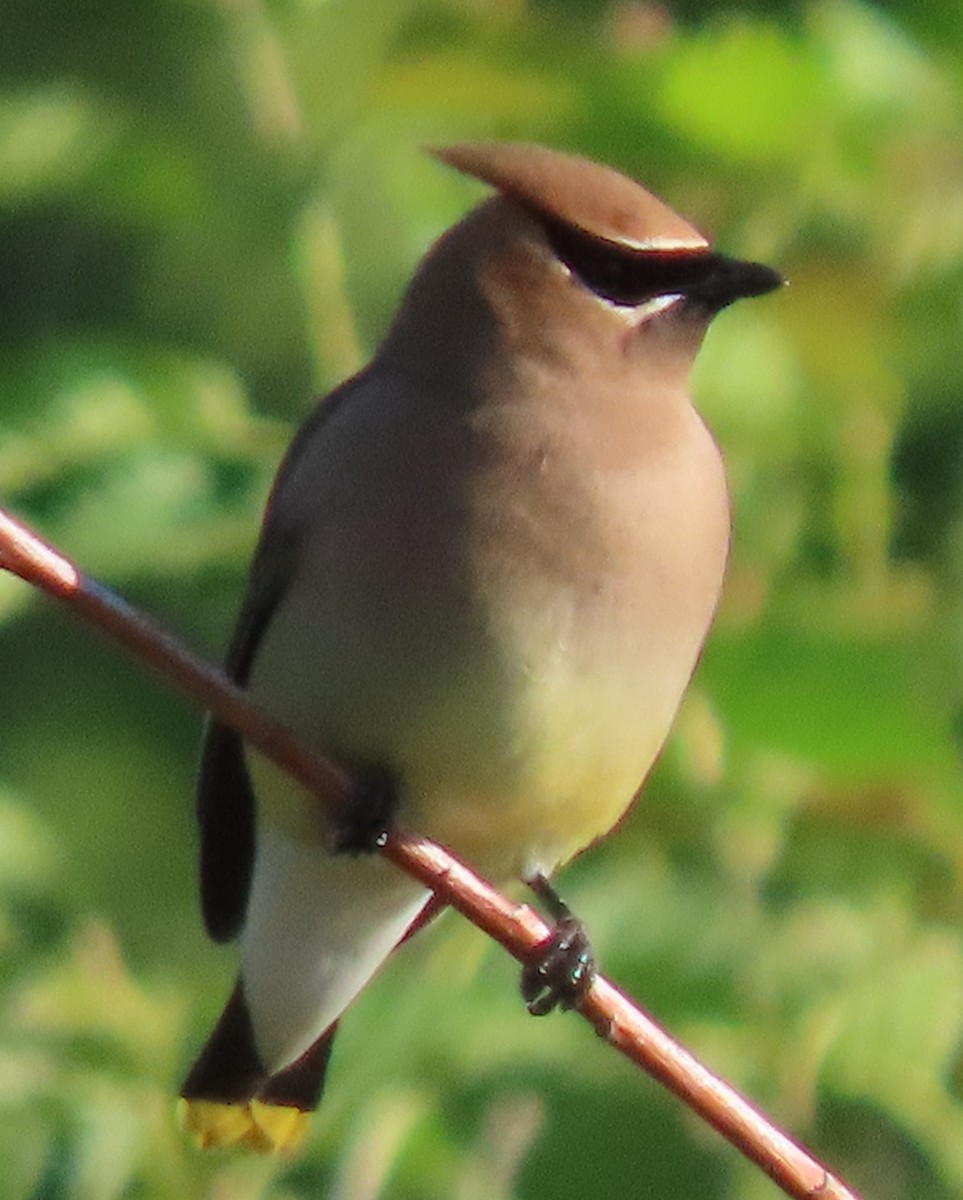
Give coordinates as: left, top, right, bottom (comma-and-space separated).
380, 142, 782, 390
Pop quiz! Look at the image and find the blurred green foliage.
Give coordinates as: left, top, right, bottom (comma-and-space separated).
1, 1, 961, 1197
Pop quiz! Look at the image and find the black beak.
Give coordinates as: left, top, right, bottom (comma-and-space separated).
687, 253, 785, 314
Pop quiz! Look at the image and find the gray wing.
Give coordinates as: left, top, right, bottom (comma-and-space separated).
196, 379, 359, 942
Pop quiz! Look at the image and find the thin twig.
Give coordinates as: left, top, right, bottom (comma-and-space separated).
0, 504, 862, 1200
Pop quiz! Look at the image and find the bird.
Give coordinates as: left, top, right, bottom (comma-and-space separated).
178, 141, 782, 1153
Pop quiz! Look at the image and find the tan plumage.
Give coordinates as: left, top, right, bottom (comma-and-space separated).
179, 142, 782, 1151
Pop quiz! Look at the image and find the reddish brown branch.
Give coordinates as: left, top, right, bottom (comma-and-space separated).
0, 504, 862, 1200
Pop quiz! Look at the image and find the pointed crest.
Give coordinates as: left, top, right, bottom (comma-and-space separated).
429, 142, 709, 253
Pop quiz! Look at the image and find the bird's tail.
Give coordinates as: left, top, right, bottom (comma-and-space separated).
178, 981, 336, 1153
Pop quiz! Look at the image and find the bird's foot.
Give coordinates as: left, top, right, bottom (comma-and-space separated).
329, 766, 398, 854
520, 872, 596, 1016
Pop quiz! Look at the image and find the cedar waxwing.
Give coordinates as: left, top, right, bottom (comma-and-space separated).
179, 142, 782, 1152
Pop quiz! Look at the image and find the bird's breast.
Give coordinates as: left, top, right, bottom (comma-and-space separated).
421, 390, 728, 875
248, 381, 729, 881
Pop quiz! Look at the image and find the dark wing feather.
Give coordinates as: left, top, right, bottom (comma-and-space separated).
196, 595, 280, 942
196, 380, 360, 942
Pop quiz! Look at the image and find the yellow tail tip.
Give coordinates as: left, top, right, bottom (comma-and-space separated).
177, 1097, 309, 1154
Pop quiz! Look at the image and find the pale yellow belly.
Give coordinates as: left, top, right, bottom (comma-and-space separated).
246, 411, 726, 884
248, 574, 692, 885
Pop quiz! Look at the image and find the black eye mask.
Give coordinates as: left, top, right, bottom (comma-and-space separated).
542, 216, 782, 313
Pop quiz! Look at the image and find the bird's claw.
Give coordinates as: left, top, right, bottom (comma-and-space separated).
520, 873, 596, 1015
521, 914, 595, 1015
329, 767, 398, 854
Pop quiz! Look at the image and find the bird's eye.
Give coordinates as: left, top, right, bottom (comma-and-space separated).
543, 218, 707, 309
